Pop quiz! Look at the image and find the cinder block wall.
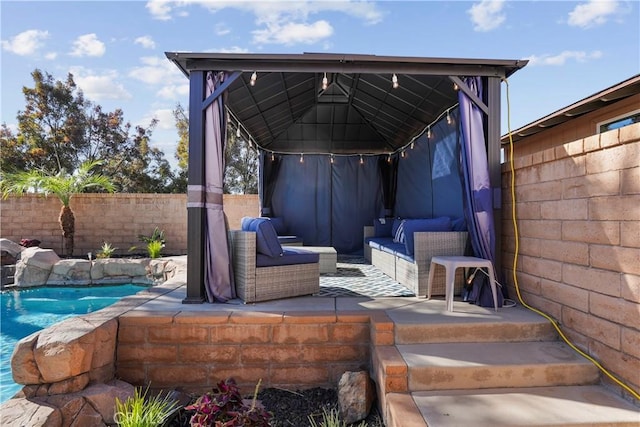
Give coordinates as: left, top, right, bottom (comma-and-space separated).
116, 311, 374, 393
0, 193, 259, 257
501, 123, 639, 397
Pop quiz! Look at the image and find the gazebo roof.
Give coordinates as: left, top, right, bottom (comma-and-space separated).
166, 52, 527, 154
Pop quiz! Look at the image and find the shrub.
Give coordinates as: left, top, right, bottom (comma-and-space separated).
185, 378, 271, 427
114, 385, 179, 427
96, 242, 116, 259
147, 240, 164, 259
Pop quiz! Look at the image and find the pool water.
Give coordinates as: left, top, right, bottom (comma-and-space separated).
0, 284, 147, 403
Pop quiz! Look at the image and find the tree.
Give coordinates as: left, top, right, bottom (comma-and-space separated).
0, 160, 115, 256
3, 69, 178, 193
172, 103, 258, 194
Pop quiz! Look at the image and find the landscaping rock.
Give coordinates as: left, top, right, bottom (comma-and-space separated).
337, 371, 375, 424
81, 380, 135, 425
47, 373, 90, 395
0, 397, 63, 427
90, 258, 149, 281
0, 238, 25, 258
11, 333, 43, 384
14, 247, 60, 287
33, 317, 94, 383
46, 259, 92, 285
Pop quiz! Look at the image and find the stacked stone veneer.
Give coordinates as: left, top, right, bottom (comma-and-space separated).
116, 310, 394, 394
501, 123, 639, 398
0, 193, 259, 257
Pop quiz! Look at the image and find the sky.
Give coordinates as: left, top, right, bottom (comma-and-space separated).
1, 0, 639, 170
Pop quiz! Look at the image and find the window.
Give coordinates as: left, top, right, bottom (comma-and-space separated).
598, 110, 640, 133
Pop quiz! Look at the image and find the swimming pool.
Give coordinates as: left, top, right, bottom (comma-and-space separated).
0, 284, 148, 403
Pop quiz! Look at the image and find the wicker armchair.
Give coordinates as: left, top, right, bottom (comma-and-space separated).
230, 230, 320, 303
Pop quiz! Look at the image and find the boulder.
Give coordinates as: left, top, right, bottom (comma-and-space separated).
14, 247, 60, 287
81, 380, 135, 425
90, 258, 149, 281
337, 370, 375, 425
0, 238, 25, 258
47, 259, 91, 285
46, 394, 85, 427
47, 373, 90, 395
33, 317, 94, 383
11, 332, 43, 384
0, 397, 62, 427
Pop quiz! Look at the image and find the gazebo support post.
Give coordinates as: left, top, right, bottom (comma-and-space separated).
487, 76, 503, 278
183, 70, 206, 304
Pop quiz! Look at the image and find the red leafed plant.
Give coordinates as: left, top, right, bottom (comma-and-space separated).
185, 378, 271, 427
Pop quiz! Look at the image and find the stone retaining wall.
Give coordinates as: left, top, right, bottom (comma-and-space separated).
115, 310, 393, 394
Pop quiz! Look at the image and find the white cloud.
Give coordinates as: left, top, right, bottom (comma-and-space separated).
69, 67, 132, 101
45, 52, 58, 60
525, 50, 603, 66
135, 35, 156, 49
129, 55, 185, 86
1, 29, 49, 56
156, 84, 189, 100
70, 33, 106, 57
215, 23, 231, 36
467, 0, 506, 32
253, 20, 333, 45
142, 108, 176, 130
145, 0, 383, 45
568, 0, 620, 28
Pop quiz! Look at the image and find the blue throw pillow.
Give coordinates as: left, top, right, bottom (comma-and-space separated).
402, 217, 452, 256
373, 218, 393, 237
391, 217, 403, 237
267, 217, 287, 235
252, 218, 283, 258
393, 220, 406, 243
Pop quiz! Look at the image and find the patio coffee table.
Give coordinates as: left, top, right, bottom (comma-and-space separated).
283, 246, 337, 274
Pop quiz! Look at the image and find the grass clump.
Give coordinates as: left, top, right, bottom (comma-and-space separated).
114, 385, 179, 427
308, 406, 368, 427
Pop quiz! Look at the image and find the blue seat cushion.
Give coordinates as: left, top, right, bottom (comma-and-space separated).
367, 237, 394, 250
256, 248, 319, 267
241, 217, 283, 258
379, 242, 405, 256
402, 217, 452, 256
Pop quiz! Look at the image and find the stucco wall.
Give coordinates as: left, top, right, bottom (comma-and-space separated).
0, 193, 259, 257
501, 122, 639, 397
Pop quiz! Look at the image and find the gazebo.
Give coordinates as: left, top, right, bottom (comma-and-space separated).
165, 52, 527, 303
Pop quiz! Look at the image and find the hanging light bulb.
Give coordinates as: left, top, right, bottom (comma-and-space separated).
330, 154, 334, 164
427, 126, 431, 139
359, 154, 364, 165
271, 152, 275, 161
322, 72, 328, 90
446, 109, 452, 125
453, 82, 459, 91
410, 141, 415, 150
299, 153, 304, 163
250, 71, 257, 86
236, 126, 241, 138
401, 150, 405, 158
392, 73, 399, 89
387, 154, 391, 163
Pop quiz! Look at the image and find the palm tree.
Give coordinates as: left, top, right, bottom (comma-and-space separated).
1, 160, 115, 256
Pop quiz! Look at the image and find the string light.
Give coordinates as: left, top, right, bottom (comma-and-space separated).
359, 154, 364, 165
453, 82, 459, 91
322, 72, 328, 90
236, 126, 241, 138
299, 153, 304, 163
410, 141, 415, 150
271, 152, 275, 161
330, 154, 334, 164
401, 150, 405, 158
250, 71, 257, 86
427, 126, 431, 139
446, 109, 452, 125
392, 73, 399, 89
387, 154, 391, 163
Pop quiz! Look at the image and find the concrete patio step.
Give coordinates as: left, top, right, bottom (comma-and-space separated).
398, 341, 599, 391
388, 302, 558, 344
406, 385, 640, 427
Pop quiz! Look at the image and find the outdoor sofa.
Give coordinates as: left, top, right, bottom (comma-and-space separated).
230, 217, 319, 303
364, 217, 469, 297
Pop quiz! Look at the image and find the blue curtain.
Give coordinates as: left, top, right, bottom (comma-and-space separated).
459, 76, 503, 307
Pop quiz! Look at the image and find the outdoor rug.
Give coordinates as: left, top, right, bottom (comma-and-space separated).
318, 254, 415, 298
